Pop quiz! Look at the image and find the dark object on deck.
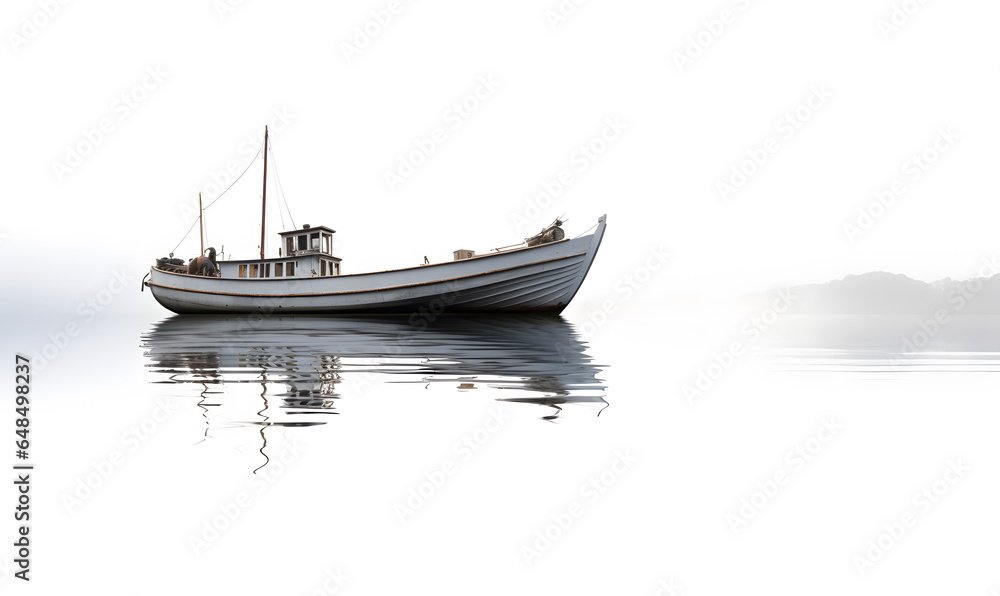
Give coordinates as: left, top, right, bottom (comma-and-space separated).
155, 256, 188, 273
526, 219, 566, 247
187, 247, 219, 277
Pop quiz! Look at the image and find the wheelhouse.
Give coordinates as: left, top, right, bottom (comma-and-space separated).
218, 224, 342, 279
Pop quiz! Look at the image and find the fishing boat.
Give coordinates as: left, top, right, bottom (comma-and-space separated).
145, 127, 607, 315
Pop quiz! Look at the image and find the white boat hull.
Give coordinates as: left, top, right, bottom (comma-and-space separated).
147, 216, 606, 314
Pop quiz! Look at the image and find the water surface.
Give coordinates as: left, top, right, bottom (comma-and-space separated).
140, 314, 608, 468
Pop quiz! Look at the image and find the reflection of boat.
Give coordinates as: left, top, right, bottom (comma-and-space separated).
140, 314, 608, 424
145, 127, 607, 314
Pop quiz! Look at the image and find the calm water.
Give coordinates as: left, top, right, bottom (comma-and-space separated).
762, 314, 1000, 373
7, 311, 1000, 594
140, 315, 608, 472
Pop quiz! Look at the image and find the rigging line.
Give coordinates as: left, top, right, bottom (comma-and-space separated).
267, 142, 286, 231
573, 222, 598, 239
267, 140, 296, 229
170, 139, 265, 254
204, 140, 263, 211
268, 145, 291, 232
267, 141, 290, 228
170, 214, 201, 255
275, 162, 286, 231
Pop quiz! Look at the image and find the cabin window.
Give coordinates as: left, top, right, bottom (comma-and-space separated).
239, 265, 247, 278
264, 263, 270, 278
249, 264, 258, 278
321, 260, 326, 276
286, 237, 294, 256
286, 262, 295, 276
298, 235, 307, 250
323, 234, 331, 254
334, 262, 340, 275
310, 232, 319, 250
275, 263, 283, 277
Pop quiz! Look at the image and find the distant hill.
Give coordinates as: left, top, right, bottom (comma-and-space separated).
781, 271, 1000, 314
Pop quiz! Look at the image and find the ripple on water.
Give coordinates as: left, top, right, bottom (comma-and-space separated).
140, 314, 608, 435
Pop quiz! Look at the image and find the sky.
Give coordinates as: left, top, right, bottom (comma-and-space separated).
3, 0, 1000, 320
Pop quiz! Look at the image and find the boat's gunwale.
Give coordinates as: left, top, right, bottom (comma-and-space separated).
149, 252, 588, 298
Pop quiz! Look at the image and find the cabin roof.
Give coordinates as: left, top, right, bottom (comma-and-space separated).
278, 225, 336, 236
221, 254, 342, 264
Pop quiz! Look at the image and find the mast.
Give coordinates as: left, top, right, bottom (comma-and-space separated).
198, 192, 204, 255
260, 126, 269, 260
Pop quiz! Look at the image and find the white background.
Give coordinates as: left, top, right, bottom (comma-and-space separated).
2, 0, 1000, 594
